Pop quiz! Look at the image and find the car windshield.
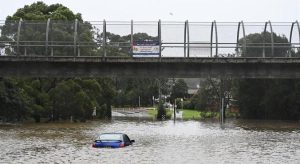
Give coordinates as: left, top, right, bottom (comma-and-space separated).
97, 134, 122, 141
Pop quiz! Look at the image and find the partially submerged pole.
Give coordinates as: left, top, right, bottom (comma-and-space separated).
174, 99, 176, 122
220, 98, 224, 124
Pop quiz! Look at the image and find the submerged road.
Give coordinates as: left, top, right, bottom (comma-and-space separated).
0, 119, 299, 163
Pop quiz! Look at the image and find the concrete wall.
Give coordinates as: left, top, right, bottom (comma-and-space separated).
1, 56, 300, 78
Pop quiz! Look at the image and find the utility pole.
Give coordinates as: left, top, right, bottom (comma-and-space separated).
152, 96, 155, 107
181, 98, 183, 111
138, 96, 141, 107
174, 98, 176, 122
158, 79, 161, 104
221, 98, 224, 124
220, 78, 225, 125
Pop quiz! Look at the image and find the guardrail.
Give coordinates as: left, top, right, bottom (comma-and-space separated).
0, 20, 299, 58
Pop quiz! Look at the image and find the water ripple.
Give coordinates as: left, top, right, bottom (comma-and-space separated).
0, 119, 299, 163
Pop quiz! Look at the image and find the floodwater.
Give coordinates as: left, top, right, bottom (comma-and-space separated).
0, 118, 299, 164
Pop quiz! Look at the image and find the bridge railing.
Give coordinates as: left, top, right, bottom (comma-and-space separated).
0, 20, 299, 58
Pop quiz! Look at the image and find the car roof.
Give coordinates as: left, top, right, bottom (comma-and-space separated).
99, 133, 128, 136
100, 133, 126, 135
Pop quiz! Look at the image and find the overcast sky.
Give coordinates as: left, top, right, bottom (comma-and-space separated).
0, 0, 299, 21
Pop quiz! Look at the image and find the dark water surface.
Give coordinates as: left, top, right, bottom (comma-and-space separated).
0, 118, 299, 164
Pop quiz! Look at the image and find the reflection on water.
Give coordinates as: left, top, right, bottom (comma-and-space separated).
0, 118, 299, 163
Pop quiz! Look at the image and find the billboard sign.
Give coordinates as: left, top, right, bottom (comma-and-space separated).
132, 41, 160, 57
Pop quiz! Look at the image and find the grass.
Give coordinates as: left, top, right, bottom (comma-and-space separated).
147, 109, 157, 117
148, 108, 224, 120
182, 109, 201, 120
199, 111, 219, 119
182, 109, 220, 120
166, 109, 172, 118
147, 108, 172, 119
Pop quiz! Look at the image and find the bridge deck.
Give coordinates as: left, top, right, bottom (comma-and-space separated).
1, 56, 300, 78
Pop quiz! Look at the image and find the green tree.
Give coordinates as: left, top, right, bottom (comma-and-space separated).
103, 32, 158, 57
0, 78, 28, 122
234, 32, 300, 120
49, 79, 94, 121
171, 79, 188, 100
156, 103, 166, 120
0, 2, 117, 122
239, 32, 290, 57
0, 1, 95, 56
191, 79, 218, 111
114, 78, 162, 107
97, 78, 116, 118
17, 78, 52, 122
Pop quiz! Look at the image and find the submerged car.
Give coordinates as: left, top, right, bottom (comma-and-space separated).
92, 133, 135, 148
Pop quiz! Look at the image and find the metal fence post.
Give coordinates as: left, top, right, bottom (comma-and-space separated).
214, 21, 218, 57
184, 20, 187, 58
50, 20, 53, 56
17, 18, 22, 56
289, 21, 300, 57
236, 21, 246, 57
45, 18, 50, 56
74, 19, 78, 56
263, 20, 274, 57
186, 20, 190, 58
184, 20, 190, 58
210, 22, 213, 57
210, 21, 218, 57
131, 20, 134, 55
158, 19, 162, 58
78, 21, 81, 57
103, 19, 107, 58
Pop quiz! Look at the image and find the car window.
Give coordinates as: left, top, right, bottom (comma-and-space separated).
123, 134, 130, 143
97, 134, 122, 141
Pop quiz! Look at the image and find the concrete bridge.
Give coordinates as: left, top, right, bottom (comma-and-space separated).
1, 56, 300, 78
1, 20, 300, 78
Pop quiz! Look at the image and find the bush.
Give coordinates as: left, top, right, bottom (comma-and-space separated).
199, 111, 219, 119
157, 103, 166, 120
182, 100, 194, 109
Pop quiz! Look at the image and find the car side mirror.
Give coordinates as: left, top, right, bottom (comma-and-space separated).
131, 140, 135, 143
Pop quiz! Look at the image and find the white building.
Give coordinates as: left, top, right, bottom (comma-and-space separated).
0, 44, 5, 56
0, 43, 12, 56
